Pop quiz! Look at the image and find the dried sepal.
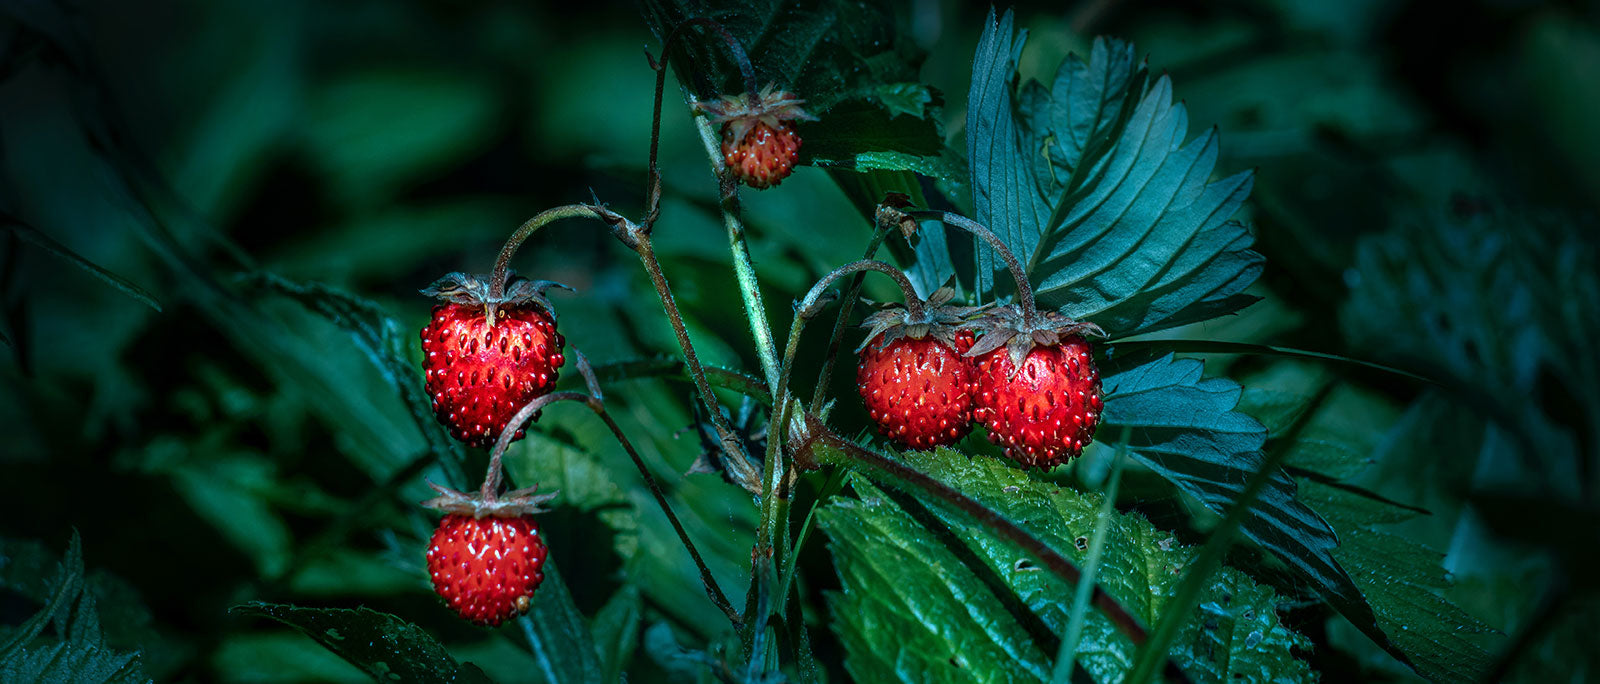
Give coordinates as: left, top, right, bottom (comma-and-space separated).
694, 83, 818, 143
964, 304, 1105, 370
420, 272, 573, 317
421, 480, 558, 519
857, 286, 988, 352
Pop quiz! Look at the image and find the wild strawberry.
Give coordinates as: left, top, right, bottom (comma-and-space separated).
856, 288, 984, 450
968, 306, 1104, 467
419, 270, 569, 450
423, 482, 555, 626
420, 273, 567, 449
696, 84, 816, 189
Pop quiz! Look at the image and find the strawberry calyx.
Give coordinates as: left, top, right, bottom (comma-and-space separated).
421, 480, 558, 519
964, 304, 1106, 373
694, 83, 817, 144
857, 287, 986, 353
421, 271, 572, 324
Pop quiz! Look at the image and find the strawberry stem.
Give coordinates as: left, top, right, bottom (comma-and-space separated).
906, 209, 1039, 329
487, 204, 606, 321
476, 350, 743, 627
810, 223, 893, 412
799, 260, 926, 322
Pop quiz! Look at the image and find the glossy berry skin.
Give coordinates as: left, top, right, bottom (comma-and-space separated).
972, 335, 1102, 467
857, 331, 977, 450
421, 303, 565, 449
427, 514, 548, 626
722, 120, 801, 189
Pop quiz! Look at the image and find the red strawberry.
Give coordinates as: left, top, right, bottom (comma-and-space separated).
420, 273, 567, 449
855, 288, 985, 450
968, 307, 1104, 467
696, 84, 816, 189
426, 513, 548, 626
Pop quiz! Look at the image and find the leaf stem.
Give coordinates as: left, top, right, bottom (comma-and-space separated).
480, 354, 741, 626
907, 209, 1038, 328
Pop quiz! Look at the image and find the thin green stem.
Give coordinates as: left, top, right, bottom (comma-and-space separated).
633, 235, 763, 492
809, 224, 892, 412
693, 114, 783, 391
1052, 426, 1130, 683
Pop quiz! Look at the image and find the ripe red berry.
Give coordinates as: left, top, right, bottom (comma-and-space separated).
858, 330, 977, 449
722, 120, 801, 189
966, 307, 1104, 467
696, 84, 816, 189
854, 288, 986, 450
420, 273, 567, 449
426, 513, 548, 626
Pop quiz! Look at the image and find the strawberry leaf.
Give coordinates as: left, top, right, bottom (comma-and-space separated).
0, 533, 148, 683
230, 602, 492, 684
964, 10, 1260, 338
1098, 352, 1375, 661
241, 272, 471, 489
822, 454, 1312, 682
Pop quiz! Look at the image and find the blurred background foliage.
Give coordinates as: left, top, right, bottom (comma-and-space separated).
1, 0, 1598, 681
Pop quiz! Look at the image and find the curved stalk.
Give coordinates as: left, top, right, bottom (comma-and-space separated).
478, 373, 741, 625
907, 209, 1038, 328
809, 224, 892, 411
486, 204, 609, 320
746, 258, 936, 651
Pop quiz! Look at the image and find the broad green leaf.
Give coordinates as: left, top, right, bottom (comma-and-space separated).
591, 585, 643, 683
230, 602, 492, 684
965, 10, 1260, 338
640, 0, 943, 163
823, 456, 1313, 683
1098, 352, 1375, 651
0, 533, 148, 683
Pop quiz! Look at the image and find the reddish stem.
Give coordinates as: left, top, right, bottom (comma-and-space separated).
907, 209, 1039, 329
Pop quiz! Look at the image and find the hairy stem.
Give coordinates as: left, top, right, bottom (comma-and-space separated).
480, 373, 740, 626
809, 224, 891, 412
907, 209, 1038, 327
487, 205, 605, 319
634, 235, 763, 491
693, 115, 783, 391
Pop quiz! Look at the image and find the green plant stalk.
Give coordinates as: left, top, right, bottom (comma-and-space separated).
633, 235, 763, 491
745, 260, 926, 662
1052, 427, 1129, 683
1123, 441, 1294, 684
692, 114, 782, 391
808, 224, 892, 412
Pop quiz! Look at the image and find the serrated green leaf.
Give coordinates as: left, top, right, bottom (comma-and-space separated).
1099, 352, 1376, 654
964, 11, 1260, 338
823, 452, 1313, 682
1238, 366, 1498, 682
230, 602, 492, 684
0, 533, 148, 684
